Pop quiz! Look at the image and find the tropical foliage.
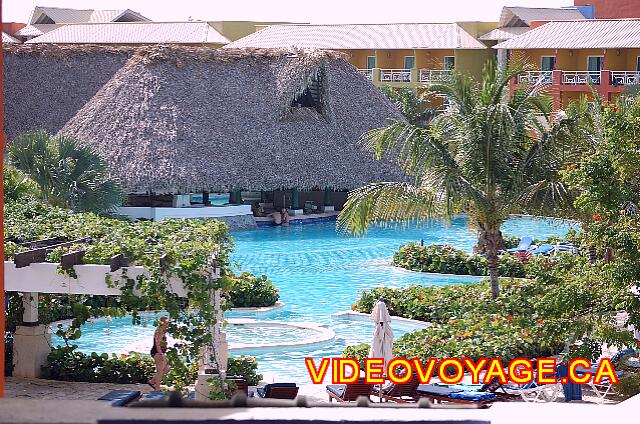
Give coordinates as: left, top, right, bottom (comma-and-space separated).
379, 86, 435, 127
347, 275, 566, 365
3, 165, 40, 202
4, 198, 232, 392
227, 273, 279, 308
226, 355, 262, 386
42, 347, 155, 384
339, 60, 580, 298
393, 243, 529, 277
7, 130, 124, 213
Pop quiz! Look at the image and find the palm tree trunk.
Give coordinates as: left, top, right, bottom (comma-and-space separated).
478, 227, 503, 299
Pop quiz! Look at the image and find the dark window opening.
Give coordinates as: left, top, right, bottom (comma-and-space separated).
290, 69, 323, 114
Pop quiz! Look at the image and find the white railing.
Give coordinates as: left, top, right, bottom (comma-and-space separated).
518, 71, 552, 85
380, 68, 412, 83
562, 71, 601, 85
357, 68, 373, 81
419, 69, 452, 83
610, 71, 640, 86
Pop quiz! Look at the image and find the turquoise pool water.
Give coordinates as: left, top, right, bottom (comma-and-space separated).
59, 215, 576, 382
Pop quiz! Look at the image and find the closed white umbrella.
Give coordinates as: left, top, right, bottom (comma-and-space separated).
369, 300, 394, 371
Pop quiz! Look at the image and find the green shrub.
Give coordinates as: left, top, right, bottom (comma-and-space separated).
342, 344, 370, 370
41, 346, 155, 383
228, 273, 279, 308
616, 374, 640, 397
227, 355, 263, 385
392, 242, 543, 277
348, 277, 565, 364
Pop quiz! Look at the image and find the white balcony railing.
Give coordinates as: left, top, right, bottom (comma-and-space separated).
562, 71, 601, 85
358, 68, 373, 81
610, 71, 640, 86
380, 68, 412, 83
419, 69, 453, 83
518, 71, 552, 85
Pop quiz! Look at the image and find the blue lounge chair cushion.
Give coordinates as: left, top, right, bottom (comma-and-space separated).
326, 384, 346, 399
506, 236, 533, 253
257, 382, 297, 398
531, 244, 554, 255
416, 384, 463, 396
139, 391, 167, 402
97, 390, 141, 407
449, 391, 497, 401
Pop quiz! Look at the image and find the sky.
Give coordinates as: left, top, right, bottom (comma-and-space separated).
4, 0, 571, 24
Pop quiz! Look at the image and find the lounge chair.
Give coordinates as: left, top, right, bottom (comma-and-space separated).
256, 382, 299, 399
97, 390, 141, 407
503, 381, 561, 402
530, 244, 554, 255
417, 379, 517, 407
371, 373, 420, 403
506, 236, 533, 253
326, 378, 373, 402
226, 375, 249, 396
138, 391, 168, 402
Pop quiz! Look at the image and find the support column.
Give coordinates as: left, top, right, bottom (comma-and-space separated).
229, 190, 242, 205
195, 257, 228, 401
551, 70, 563, 111
323, 187, 335, 213
290, 188, 303, 216
202, 191, 210, 207
13, 292, 51, 378
497, 49, 508, 71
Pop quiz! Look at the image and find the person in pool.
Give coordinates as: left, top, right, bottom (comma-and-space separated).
149, 317, 169, 390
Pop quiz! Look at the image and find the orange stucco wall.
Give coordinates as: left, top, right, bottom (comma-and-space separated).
339, 50, 377, 68
574, 0, 640, 18
339, 49, 457, 69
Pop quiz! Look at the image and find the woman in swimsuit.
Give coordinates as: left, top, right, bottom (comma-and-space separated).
149, 316, 169, 390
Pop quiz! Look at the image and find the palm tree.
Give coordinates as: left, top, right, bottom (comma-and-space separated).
3, 165, 40, 202
8, 130, 124, 213
379, 86, 435, 127
338, 60, 577, 298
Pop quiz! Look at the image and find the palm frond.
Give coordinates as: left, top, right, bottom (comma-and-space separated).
337, 182, 448, 236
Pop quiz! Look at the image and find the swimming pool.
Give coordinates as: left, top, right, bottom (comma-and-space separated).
58, 215, 576, 382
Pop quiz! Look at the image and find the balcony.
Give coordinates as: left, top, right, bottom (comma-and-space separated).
562, 71, 601, 85
518, 71, 552, 85
510, 69, 631, 109
358, 68, 373, 81
610, 71, 640, 86
356, 68, 454, 86
419, 69, 453, 83
380, 68, 412, 83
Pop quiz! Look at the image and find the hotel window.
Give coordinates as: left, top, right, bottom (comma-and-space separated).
587, 56, 604, 72
636, 56, 640, 72
588, 56, 604, 84
444, 56, 455, 70
403, 56, 415, 70
540, 56, 556, 71
367, 56, 376, 69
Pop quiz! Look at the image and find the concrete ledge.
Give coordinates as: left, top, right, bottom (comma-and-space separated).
227, 301, 285, 318
118, 205, 253, 220
227, 319, 335, 353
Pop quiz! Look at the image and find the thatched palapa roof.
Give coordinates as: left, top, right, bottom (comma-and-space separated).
5, 45, 404, 192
